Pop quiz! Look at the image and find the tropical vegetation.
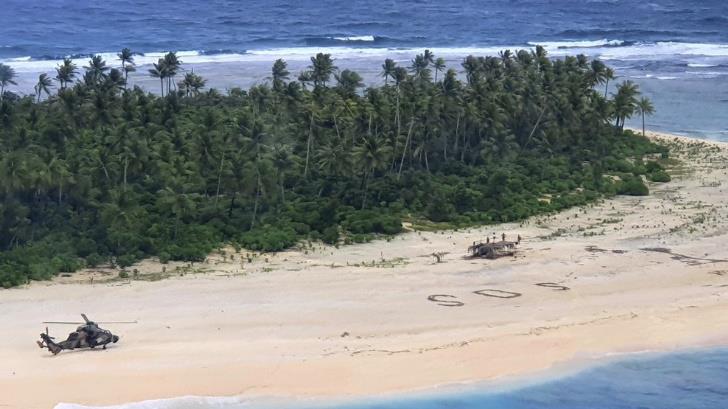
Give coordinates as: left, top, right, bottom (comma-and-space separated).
0, 47, 668, 287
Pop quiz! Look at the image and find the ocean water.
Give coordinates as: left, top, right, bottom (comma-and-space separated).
2, 0, 728, 139
56, 348, 728, 409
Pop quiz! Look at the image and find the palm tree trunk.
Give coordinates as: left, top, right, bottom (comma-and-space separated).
214, 154, 225, 206
397, 120, 415, 179
604, 80, 609, 98
333, 112, 341, 140
642, 113, 646, 137
452, 113, 460, 158
228, 192, 236, 218
304, 113, 314, 178
279, 174, 285, 204
251, 170, 261, 229
392, 87, 401, 170
123, 157, 128, 191
361, 170, 370, 209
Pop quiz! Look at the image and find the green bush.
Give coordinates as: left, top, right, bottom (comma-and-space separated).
321, 226, 340, 244
238, 225, 299, 251
85, 253, 105, 268
648, 171, 671, 183
116, 254, 137, 268
618, 176, 649, 196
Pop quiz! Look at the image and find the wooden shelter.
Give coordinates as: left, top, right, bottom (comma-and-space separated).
468, 241, 517, 259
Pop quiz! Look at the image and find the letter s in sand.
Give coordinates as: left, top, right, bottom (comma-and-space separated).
535, 282, 570, 291
427, 294, 465, 307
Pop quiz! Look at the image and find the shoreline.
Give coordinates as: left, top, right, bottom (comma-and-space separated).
3, 130, 728, 409
55, 345, 728, 409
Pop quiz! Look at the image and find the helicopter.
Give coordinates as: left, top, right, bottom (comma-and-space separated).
37, 314, 133, 355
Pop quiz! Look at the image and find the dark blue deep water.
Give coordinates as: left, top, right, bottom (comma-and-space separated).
2, 1, 728, 139
2, 0, 728, 59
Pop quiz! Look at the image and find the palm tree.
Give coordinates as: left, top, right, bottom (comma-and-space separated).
179, 71, 206, 96
117, 48, 136, 88
148, 60, 168, 96
353, 134, 392, 208
0, 63, 17, 99
308, 53, 336, 88
410, 54, 431, 82
423, 49, 435, 67
635, 97, 655, 137
271, 59, 289, 91
55, 58, 78, 90
604, 67, 615, 98
34, 73, 54, 102
433, 58, 446, 82
85, 55, 110, 84
163, 52, 181, 93
335, 69, 363, 97
381, 58, 397, 85
462, 55, 480, 85
612, 81, 640, 129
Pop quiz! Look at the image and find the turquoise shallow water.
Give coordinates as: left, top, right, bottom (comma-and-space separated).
57, 348, 728, 409
294, 348, 728, 409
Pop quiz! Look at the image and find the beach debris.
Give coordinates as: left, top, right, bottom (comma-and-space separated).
341, 331, 350, 338
431, 252, 449, 263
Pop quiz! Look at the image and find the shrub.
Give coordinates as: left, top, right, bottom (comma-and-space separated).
116, 254, 137, 268
85, 253, 105, 268
618, 176, 649, 196
321, 226, 340, 244
238, 225, 299, 251
648, 171, 671, 183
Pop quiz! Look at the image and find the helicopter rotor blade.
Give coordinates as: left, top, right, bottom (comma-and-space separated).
97, 321, 138, 324
42, 320, 138, 324
81, 313, 90, 324
42, 321, 84, 324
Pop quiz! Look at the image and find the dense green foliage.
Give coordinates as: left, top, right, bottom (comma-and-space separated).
0, 48, 667, 287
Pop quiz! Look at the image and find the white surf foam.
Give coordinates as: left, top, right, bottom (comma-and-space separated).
687, 63, 719, 68
332, 35, 376, 42
3, 42, 728, 77
599, 42, 728, 60
55, 395, 245, 409
527, 39, 624, 49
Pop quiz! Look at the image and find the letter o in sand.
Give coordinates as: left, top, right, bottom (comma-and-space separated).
473, 289, 522, 299
427, 294, 465, 307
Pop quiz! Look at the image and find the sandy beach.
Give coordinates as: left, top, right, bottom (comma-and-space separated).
2, 131, 728, 409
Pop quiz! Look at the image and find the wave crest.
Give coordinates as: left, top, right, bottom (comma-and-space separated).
527, 39, 626, 49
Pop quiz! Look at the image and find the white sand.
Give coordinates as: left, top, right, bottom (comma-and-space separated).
2, 131, 728, 409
